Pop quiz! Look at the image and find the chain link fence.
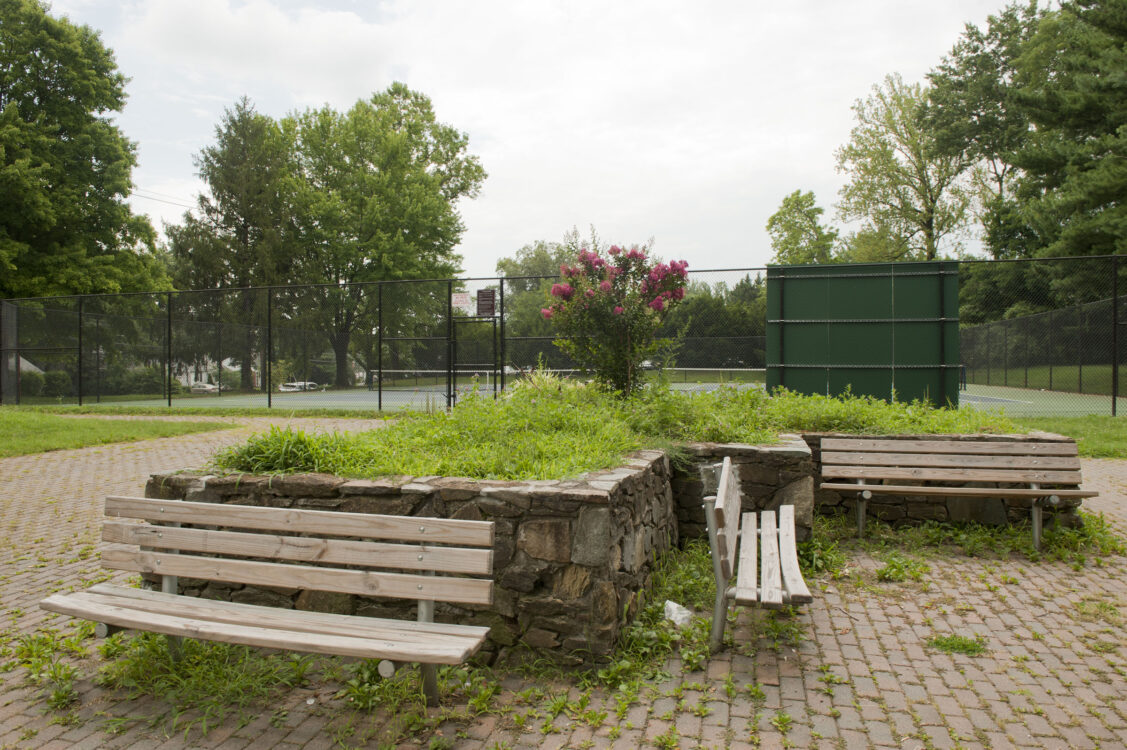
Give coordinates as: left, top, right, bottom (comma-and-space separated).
1, 256, 1121, 416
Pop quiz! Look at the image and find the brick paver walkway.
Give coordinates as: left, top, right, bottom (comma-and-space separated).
2, 420, 1126, 749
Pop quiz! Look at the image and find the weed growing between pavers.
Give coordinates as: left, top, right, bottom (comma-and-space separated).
926, 633, 989, 656
812, 509, 1126, 567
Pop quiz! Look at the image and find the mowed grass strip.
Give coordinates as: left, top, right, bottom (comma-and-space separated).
0, 410, 235, 457
1016, 416, 1127, 458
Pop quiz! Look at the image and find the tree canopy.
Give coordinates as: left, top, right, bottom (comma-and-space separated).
0, 0, 166, 298
168, 84, 486, 387
766, 190, 839, 264
836, 74, 974, 261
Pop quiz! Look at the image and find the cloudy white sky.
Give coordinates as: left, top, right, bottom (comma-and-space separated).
51, 0, 1008, 277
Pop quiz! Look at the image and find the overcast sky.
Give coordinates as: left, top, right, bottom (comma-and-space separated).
50, 0, 1009, 277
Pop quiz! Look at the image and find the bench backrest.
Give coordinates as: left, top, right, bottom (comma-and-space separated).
102, 496, 495, 606
821, 438, 1083, 487
710, 456, 742, 580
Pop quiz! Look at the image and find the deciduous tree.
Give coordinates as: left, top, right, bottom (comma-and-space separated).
0, 0, 166, 298
836, 74, 973, 260
765, 190, 839, 265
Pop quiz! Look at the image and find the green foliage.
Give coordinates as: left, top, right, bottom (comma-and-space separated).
42, 371, 72, 398
217, 380, 1016, 481
0, 0, 167, 298
590, 539, 715, 688
875, 552, 930, 582
856, 510, 1125, 565
95, 634, 303, 736
835, 73, 973, 260
926, 633, 988, 656
0, 411, 232, 458
546, 243, 689, 395
797, 516, 849, 578
1016, 416, 1127, 458
217, 376, 644, 481
19, 370, 43, 397
766, 189, 840, 265
1010, 0, 1127, 260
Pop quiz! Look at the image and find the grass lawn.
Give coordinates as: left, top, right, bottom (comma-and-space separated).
0, 411, 236, 458
9, 405, 385, 419
1015, 415, 1127, 459
966, 363, 1127, 398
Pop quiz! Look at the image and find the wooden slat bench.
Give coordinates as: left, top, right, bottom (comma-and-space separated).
819, 437, 1098, 550
40, 495, 495, 704
703, 457, 812, 651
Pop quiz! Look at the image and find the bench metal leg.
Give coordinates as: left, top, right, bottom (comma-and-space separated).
418, 571, 439, 706
1031, 499, 1043, 552
162, 574, 183, 661
856, 496, 867, 537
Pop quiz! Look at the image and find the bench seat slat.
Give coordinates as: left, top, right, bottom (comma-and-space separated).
758, 511, 783, 609
821, 465, 1083, 485
820, 438, 1078, 456
103, 522, 493, 576
732, 513, 758, 605
105, 496, 494, 547
101, 548, 494, 605
822, 451, 1081, 471
777, 505, 812, 605
74, 583, 490, 638
40, 589, 485, 664
820, 483, 1097, 499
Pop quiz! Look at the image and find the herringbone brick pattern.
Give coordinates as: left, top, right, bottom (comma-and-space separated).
2, 419, 1126, 749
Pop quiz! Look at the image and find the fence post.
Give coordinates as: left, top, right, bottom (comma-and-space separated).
166, 292, 173, 408
266, 288, 273, 409
77, 296, 84, 406
1048, 309, 1054, 391
499, 278, 506, 392
1113, 255, 1119, 417
1003, 319, 1008, 387
377, 282, 383, 412
446, 280, 453, 409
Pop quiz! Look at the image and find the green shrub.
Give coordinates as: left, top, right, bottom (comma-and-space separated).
20, 370, 44, 396
43, 370, 72, 398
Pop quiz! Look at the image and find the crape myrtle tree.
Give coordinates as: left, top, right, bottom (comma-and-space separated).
544, 243, 688, 395
0, 0, 167, 298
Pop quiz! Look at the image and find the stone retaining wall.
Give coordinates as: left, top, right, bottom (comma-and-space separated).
670, 435, 816, 542
146, 450, 677, 666
804, 431, 1084, 526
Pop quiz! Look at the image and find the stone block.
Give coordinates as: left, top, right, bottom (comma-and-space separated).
431, 478, 481, 501
948, 497, 1008, 526
591, 581, 618, 629
231, 587, 294, 608
769, 476, 814, 530
554, 565, 592, 599
340, 495, 415, 515
517, 519, 571, 563
296, 589, 353, 614
337, 478, 403, 495
274, 473, 343, 498
572, 507, 612, 567
906, 501, 949, 522
522, 628, 560, 649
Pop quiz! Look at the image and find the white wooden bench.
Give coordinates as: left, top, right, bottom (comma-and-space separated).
703, 457, 812, 652
40, 496, 495, 704
819, 437, 1098, 550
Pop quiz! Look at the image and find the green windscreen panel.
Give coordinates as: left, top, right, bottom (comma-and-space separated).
766, 261, 959, 407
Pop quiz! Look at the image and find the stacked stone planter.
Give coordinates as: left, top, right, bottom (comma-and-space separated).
670, 434, 816, 542
146, 450, 677, 665
804, 431, 1084, 526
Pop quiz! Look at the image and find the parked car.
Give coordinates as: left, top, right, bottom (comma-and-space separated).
190, 382, 219, 394
278, 381, 319, 392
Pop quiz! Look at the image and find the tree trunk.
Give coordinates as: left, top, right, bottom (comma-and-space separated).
331, 332, 352, 388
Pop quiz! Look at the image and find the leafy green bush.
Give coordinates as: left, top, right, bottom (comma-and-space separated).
43, 370, 72, 398
20, 370, 44, 396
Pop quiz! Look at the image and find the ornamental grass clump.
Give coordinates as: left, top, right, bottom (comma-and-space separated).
543, 244, 688, 395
